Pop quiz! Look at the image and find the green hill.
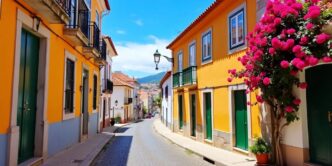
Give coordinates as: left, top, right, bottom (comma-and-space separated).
138, 72, 166, 84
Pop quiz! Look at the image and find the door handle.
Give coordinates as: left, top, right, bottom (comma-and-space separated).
328, 111, 332, 124
23, 101, 31, 112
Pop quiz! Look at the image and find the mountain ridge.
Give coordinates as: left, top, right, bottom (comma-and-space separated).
137, 72, 166, 84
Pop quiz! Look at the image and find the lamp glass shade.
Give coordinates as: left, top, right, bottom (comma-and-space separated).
153, 50, 161, 64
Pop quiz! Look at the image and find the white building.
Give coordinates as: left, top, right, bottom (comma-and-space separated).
111, 72, 138, 123
99, 37, 118, 131
160, 71, 173, 129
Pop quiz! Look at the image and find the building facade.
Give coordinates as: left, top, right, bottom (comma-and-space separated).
160, 71, 173, 130
99, 37, 118, 131
0, 0, 110, 165
167, 0, 261, 156
111, 72, 135, 123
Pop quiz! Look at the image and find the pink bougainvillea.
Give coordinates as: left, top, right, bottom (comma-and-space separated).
228, 0, 332, 123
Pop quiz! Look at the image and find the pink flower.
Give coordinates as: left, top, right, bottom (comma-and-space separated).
323, 57, 332, 63
293, 99, 301, 105
292, 45, 302, 53
287, 28, 296, 35
291, 3, 303, 10
227, 77, 233, 82
285, 106, 294, 113
299, 82, 308, 89
280, 60, 290, 69
272, 37, 281, 49
305, 22, 314, 30
263, 77, 271, 86
274, 18, 282, 25
256, 95, 264, 103
290, 70, 298, 76
304, 6, 321, 20
308, 56, 319, 66
300, 37, 308, 45
269, 48, 276, 55
316, 33, 330, 44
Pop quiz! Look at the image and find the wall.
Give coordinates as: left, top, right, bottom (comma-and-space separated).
170, 0, 261, 151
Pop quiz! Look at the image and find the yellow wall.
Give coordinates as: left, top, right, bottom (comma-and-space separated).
170, 0, 261, 137
0, 0, 105, 133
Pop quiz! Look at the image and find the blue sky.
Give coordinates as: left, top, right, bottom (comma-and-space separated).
102, 0, 214, 78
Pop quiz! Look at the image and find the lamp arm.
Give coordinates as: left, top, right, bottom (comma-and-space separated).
162, 55, 173, 63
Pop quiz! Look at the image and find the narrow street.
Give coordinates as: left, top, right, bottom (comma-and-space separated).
92, 118, 212, 166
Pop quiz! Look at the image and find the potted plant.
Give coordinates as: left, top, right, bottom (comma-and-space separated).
250, 137, 270, 165
110, 118, 115, 126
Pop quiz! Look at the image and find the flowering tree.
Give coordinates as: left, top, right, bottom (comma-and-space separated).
228, 0, 331, 165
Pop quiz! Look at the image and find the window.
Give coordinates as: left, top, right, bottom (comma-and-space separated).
165, 86, 168, 99
202, 30, 212, 62
178, 51, 183, 72
189, 42, 196, 66
65, 59, 75, 113
93, 75, 97, 110
96, 10, 100, 27
229, 7, 245, 50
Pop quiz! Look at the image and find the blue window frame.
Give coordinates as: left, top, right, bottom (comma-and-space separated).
202, 30, 212, 63
229, 8, 245, 50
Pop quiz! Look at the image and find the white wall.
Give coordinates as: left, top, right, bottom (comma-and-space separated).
161, 76, 173, 128
111, 86, 125, 120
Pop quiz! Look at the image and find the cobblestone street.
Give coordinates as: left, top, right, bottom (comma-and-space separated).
92, 118, 212, 166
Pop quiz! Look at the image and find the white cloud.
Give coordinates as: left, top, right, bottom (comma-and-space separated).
112, 36, 172, 77
116, 30, 126, 35
134, 19, 144, 26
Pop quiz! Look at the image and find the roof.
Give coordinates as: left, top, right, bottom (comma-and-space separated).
159, 71, 172, 87
105, 36, 118, 56
166, 0, 223, 49
112, 72, 138, 88
104, 0, 110, 10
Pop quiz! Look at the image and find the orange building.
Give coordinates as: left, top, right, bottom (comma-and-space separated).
0, 0, 113, 165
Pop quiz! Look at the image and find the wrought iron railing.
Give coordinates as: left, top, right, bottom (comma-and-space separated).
182, 66, 197, 85
100, 39, 107, 60
65, 0, 90, 40
102, 79, 113, 93
55, 0, 71, 15
89, 22, 100, 51
173, 72, 182, 88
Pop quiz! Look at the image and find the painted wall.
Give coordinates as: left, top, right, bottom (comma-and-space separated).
161, 76, 173, 127
170, 0, 261, 148
0, 135, 8, 166
89, 112, 99, 137
47, 118, 80, 156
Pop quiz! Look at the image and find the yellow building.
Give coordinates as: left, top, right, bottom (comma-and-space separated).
167, 0, 262, 155
0, 0, 112, 165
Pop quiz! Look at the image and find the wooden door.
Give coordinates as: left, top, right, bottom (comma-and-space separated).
17, 29, 39, 163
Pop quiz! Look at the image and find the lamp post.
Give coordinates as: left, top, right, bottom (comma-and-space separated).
153, 50, 173, 70
111, 100, 118, 126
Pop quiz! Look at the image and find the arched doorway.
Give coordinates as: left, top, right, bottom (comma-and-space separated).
306, 64, 332, 165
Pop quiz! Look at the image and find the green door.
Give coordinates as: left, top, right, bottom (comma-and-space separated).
191, 94, 196, 137
306, 65, 332, 165
204, 93, 212, 140
82, 69, 89, 136
17, 29, 39, 163
178, 95, 183, 129
235, 90, 248, 150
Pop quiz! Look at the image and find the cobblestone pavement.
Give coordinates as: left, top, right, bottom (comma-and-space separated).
92, 118, 212, 166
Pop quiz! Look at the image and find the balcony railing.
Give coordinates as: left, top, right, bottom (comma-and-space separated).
173, 72, 182, 88
101, 39, 107, 60
89, 22, 100, 51
182, 66, 197, 85
124, 97, 133, 105
63, 5, 90, 46
102, 79, 113, 94
24, 0, 70, 24
55, 0, 71, 15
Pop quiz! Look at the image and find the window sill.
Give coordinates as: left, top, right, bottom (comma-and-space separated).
63, 111, 75, 121
228, 45, 247, 55
201, 59, 213, 66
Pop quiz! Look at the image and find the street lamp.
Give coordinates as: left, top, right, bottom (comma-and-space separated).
153, 50, 173, 70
